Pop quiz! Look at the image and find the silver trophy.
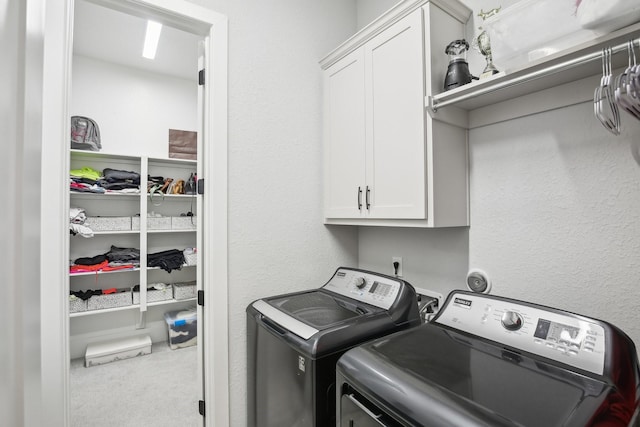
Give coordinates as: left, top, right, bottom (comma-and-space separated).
473, 7, 501, 79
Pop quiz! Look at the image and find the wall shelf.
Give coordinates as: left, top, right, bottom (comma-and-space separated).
91, 230, 140, 236
70, 191, 140, 198
70, 267, 140, 277
148, 229, 196, 234
428, 23, 640, 113
70, 304, 139, 318
69, 297, 196, 318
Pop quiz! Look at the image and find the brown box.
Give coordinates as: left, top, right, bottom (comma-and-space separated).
168, 129, 197, 160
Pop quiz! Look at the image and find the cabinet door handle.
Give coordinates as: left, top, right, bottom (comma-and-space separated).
357, 187, 362, 210
366, 186, 371, 210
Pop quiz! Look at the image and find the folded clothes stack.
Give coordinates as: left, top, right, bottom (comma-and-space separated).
70, 245, 140, 274
70, 166, 140, 194
69, 206, 93, 238
148, 249, 186, 273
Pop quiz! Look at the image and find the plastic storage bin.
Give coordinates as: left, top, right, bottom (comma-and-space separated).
164, 307, 197, 350
576, 0, 640, 32
482, 0, 599, 70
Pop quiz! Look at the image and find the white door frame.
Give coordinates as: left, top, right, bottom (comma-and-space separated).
41, 1, 229, 426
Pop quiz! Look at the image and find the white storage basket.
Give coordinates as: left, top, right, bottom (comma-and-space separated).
84, 216, 131, 232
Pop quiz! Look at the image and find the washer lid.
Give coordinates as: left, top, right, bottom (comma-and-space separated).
253, 290, 381, 340
339, 325, 612, 427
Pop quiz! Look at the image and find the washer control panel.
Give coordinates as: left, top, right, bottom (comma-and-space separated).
435, 291, 606, 375
323, 268, 402, 310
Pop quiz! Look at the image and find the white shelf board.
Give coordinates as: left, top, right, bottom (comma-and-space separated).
147, 297, 196, 308
70, 264, 195, 276
148, 156, 197, 166
70, 304, 138, 317
70, 191, 140, 198
147, 193, 198, 199
69, 267, 140, 277
147, 264, 196, 271
148, 229, 196, 234
69, 297, 197, 318
90, 230, 139, 235
70, 149, 141, 162
429, 23, 640, 112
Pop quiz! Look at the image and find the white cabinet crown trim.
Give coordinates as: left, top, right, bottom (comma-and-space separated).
319, 0, 471, 70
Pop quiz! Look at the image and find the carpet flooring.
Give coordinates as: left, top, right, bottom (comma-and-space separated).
70, 342, 200, 427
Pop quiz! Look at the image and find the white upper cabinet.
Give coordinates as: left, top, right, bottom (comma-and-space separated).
321, 0, 471, 227
324, 48, 366, 219
365, 9, 425, 219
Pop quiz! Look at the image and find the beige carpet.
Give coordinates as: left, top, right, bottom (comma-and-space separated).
70, 342, 200, 427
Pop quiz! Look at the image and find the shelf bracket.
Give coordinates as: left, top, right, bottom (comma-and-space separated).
426, 95, 437, 114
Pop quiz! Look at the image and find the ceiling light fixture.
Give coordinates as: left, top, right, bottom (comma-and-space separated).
142, 20, 162, 59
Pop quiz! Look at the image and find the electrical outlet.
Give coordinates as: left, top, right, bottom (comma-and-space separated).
392, 257, 403, 277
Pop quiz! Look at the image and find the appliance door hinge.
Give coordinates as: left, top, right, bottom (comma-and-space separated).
198, 69, 205, 86
197, 178, 204, 195
197, 290, 204, 306
198, 399, 205, 416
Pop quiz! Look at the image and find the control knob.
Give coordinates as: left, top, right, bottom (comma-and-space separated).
501, 311, 524, 331
354, 277, 366, 289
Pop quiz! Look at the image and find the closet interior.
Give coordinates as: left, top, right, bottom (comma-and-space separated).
68, 0, 203, 423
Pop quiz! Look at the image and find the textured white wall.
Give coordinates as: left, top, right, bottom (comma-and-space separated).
186, 1, 359, 425
71, 55, 197, 158
469, 102, 640, 346
358, 227, 469, 299
356, 0, 398, 30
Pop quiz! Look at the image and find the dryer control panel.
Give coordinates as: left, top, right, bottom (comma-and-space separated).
323, 268, 402, 310
435, 291, 606, 375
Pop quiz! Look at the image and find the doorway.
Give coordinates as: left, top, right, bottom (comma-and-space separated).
41, 0, 228, 425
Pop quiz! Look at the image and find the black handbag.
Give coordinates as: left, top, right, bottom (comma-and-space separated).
184, 173, 197, 195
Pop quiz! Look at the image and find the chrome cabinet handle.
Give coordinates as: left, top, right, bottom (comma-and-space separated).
357, 187, 362, 210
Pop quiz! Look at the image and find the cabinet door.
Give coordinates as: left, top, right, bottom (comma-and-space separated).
324, 48, 366, 219
365, 9, 426, 219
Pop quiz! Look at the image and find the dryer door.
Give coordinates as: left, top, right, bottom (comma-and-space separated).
341, 394, 386, 427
